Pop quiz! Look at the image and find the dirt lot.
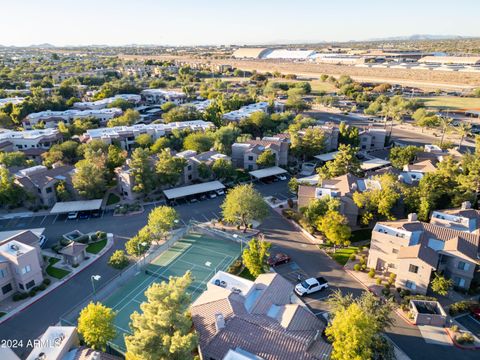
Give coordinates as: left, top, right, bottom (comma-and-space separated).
120, 54, 480, 91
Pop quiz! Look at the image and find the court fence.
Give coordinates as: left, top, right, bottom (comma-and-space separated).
59, 226, 188, 327
188, 220, 249, 252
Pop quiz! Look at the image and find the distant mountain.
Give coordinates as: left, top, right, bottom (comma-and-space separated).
28, 43, 56, 48
368, 34, 467, 41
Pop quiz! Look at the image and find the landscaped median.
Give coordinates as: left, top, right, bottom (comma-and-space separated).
46, 257, 71, 279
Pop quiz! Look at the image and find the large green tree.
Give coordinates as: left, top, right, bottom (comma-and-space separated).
72, 155, 107, 199
290, 127, 327, 160
0, 167, 26, 208
147, 206, 178, 242
317, 210, 351, 249
318, 144, 361, 179
211, 158, 235, 181
130, 148, 156, 194
155, 149, 186, 187
183, 132, 214, 153
125, 273, 197, 360
256, 149, 276, 168
389, 145, 421, 169
221, 184, 269, 231
242, 237, 271, 277
78, 302, 116, 351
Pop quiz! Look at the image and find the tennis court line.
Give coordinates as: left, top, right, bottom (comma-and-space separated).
113, 243, 199, 313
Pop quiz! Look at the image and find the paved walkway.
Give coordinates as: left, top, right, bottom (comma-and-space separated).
418, 325, 452, 346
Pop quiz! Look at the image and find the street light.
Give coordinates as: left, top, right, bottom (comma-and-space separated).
91, 275, 101, 300
139, 242, 148, 267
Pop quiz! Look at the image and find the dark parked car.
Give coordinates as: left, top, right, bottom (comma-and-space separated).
267, 252, 291, 267
90, 210, 101, 218
78, 211, 90, 219
472, 307, 480, 320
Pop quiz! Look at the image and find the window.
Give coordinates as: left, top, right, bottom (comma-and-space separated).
21, 265, 31, 275
388, 263, 396, 269
188, 174, 192, 180
453, 276, 466, 287
1, 283, 12, 295
457, 261, 469, 271
18, 283, 24, 290
0, 269, 6, 278
248, 156, 254, 161
405, 280, 416, 290
46, 187, 53, 193
26, 280, 35, 289
187, 165, 192, 171
408, 264, 419, 274
392, 248, 399, 254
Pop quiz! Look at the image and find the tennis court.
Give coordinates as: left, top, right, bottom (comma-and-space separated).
103, 231, 242, 353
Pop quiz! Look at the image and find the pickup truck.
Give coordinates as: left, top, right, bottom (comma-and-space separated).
295, 277, 329, 296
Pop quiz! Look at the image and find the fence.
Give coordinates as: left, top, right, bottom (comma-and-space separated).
188, 220, 249, 251
59, 226, 188, 327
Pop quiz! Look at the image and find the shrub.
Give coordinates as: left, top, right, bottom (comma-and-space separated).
349, 254, 356, 261
361, 264, 367, 271
52, 244, 63, 253
248, 223, 253, 229
381, 288, 390, 296
28, 289, 37, 297
368, 269, 375, 278
376, 278, 382, 285
287, 198, 294, 208
389, 273, 396, 281
449, 301, 477, 316
108, 250, 130, 270
72, 264, 79, 268
402, 295, 437, 307
358, 246, 364, 252
359, 258, 366, 266
396, 287, 402, 293
37, 284, 46, 291
353, 264, 361, 271
456, 332, 474, 344
43, 278, 51, 286
384, 283, 391, 289
60, 238, 71, 246
299, 218, 315, 234
76, 236, 89, 244
12, 292, 28, 301
399, 289, 411, 298
228, 259, 243, 274
450, 325, 459, 333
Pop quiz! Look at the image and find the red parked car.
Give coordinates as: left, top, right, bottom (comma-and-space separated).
471, 307, 480, 320
267, 253, 291, 267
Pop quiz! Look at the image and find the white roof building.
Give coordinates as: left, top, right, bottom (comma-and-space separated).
73, 94, 141, 110
0, 128, 61, 150
0, 97, 25, 107
263, 49, 316, 60
24, 108, 122, 129
141, 89, 186, 105
223, 102, 270, 122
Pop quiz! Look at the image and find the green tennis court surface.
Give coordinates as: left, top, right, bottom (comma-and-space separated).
104, 232, 241, 353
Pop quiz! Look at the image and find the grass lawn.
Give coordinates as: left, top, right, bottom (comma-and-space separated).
419, 96, 480, 111
106, 193, 121, 206
239, 267, 256, 281
330, 246, 360, 266
350, 228, 373, 243
310, 80, 338, 94
86, 239, 107, 254
46, 257, 70, 279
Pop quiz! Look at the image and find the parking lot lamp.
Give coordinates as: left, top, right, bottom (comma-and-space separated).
91, 275, 101, 299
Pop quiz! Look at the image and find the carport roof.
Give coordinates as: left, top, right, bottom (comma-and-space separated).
163, 181, 225, 200
50, 199, 103, 214
360, 158, 391, 171
314, 151, 339, 162
249, 166, 287, 179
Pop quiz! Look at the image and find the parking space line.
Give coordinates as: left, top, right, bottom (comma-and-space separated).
40, 215, 47, 225
201, 214, 210, 222
211, 211, 219, 219
180, 219, 187, 226
468, 315, 480, 326
51, 214, 58, 224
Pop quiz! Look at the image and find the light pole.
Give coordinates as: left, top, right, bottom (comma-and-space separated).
137, 242, 148, 267
91, 275, 101, 300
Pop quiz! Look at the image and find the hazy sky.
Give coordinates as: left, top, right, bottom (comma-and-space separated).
1, 0, 478, 46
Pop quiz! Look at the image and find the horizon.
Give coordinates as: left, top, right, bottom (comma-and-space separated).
0, 0, 479, 47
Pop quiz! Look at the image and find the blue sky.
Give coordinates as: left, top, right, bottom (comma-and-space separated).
0, 0, 478, 46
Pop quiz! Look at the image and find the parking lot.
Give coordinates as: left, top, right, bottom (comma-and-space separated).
455, 314, 480, 339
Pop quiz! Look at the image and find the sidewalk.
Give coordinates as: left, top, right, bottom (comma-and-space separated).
0, 234, 114, 325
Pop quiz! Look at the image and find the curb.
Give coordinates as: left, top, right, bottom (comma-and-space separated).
0, 237, 114, 325
445, 328, 480, 350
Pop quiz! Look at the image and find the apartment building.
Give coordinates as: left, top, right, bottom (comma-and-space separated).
24, 108, 122, 129
15, 165, 75, 207
222, 101, 285, 123
191, 271, 331, 360
231, 136, 289, 170
141, 89, 186, 105
0, 239, 44, 302
297, 124, 340, 152
0, 128, 62, 152
82, 120, 214, 151
297, 173, 381, 226
73, 94, 141, 110
399, 159, 437, 185
367, 202, 480, 295
359, 128, 387, 151
175, 150, 230, 184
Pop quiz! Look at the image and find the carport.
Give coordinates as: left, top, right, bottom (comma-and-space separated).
314, 151, 339, 163
249, 166, 287, 181
163, 181, 225, 201
360, 158, 391, 172
50, 199, 103, 214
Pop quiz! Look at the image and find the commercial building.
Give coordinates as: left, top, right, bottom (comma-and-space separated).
73, 94, 141, 110
191, 271, 331, 360
314, 54, 364, 65
0, 237, 44, 302
82, 120, 214, 151
263, 49, 316, 60
0, 128, 62, 152
23, 108, 122, 129
141, 89, 186, 105
232, 47, 272, 59
418, 56, 480, 66
15, 165, 75, 207
367, 202, 480, 295
232, 136, 289, 170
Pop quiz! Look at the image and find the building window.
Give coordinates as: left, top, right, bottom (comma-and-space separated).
453, 276, 466, 287
187, 165, 192, 171
457, 261, 469, 271
0, 269, 6, 278
392, 248, 399, 254
46, 187, 53, 193
408, 264, 419, 274
405, 280, 416, 290
21, 265, 31, 275
188, 174, 192, 180
26, 280, 35, 289
248, 156, 254, 161
388, 263, 396, 269
18, 283, 24, 290
1, 283, 12, 295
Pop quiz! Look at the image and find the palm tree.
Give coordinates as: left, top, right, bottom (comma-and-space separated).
456, 122, 472, 151
438, 116, 453, 147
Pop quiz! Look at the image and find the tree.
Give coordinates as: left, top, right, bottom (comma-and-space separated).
338, 121, 360, 147
0, 167, 26, 208
285, 92, 310, 113
77, 302, 116, 351
197, 162, 212, 179
301, 196, 341, 227
107, 144, 127, 171
431, 273, 453, 296
211, 158, 235, 181
0, 151, 29, 167
150, 137, 171, 154
221, 184, 269, 231
135, 133, 153, 148
256, 149, 276, 168
213, 125, 240, 154
317, 210, 351, 250
326, 302, 377, 360
130, 148, 156, 194
456, 122, 472, 151
438, 116, 453, 147
72, 158, 107, 199
318, 144, 361, 179
242, 237, 271, 278
125, 273, 197, 360
183, 132, 214, 153
55, 180, 72, 201
155, 149, 186, 187
162, 105, 200, 123
125, 226, 152, 256
147, 206, 178, 242
389, 145, 421, 169
290, 127, 327, 160
412, 108, 439, 132
107, 109, 140, 127
108, 250, 130, 269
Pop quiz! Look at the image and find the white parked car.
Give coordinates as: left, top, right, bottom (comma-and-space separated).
215, 189, 225, 196
277, 174, 287, 181
67, 211, 78, 220
295, 277, 329, 296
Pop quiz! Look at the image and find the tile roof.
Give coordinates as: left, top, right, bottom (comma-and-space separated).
59, 242, 87, 256
398, 244, 438, 268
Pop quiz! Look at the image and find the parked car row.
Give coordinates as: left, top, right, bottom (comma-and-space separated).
169, 189, 225, 206
66, 210, 101, 220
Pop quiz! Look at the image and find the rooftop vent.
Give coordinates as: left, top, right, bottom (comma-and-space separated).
408, 213, 418, 222
461, 201, 472, 210
215, 313, 225, 333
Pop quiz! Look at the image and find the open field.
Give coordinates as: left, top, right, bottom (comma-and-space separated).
120, 54, 480, 91
419, 96, 480, 110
